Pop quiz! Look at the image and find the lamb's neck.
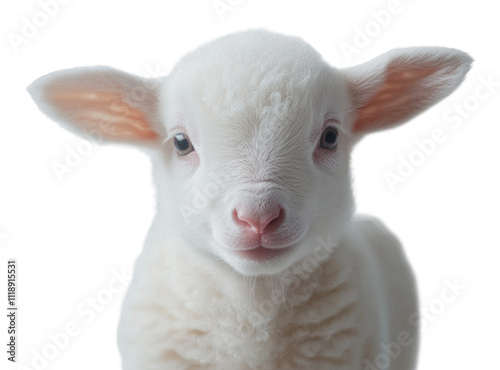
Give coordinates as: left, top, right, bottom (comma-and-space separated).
149, 236, 359, 325
130, 236, 364, 368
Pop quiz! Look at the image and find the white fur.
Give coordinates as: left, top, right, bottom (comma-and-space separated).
28, 29, 472, 369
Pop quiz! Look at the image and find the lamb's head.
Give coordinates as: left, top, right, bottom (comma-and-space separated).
28, 30, 472, 276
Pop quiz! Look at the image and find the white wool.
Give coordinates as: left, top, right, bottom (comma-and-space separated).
28, 29, 472, 369
116, 217, 419, 369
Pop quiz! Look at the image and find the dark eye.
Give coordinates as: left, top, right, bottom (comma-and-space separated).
173, 133, 194, 156
320, 126, 339, 150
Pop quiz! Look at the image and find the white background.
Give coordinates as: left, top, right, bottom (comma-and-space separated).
1, 0, 499, 369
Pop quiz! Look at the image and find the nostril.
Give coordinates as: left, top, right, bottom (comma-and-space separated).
233, 209, 260, 233
262, 207, 285, 233
233, 207, 285, 235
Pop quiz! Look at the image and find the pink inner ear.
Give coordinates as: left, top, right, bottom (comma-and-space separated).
46, 88, 158, 141
352, 62, 437, 133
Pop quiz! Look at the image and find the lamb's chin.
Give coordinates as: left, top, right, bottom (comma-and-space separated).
220, 245, 300, 276
236, 245, 293, 262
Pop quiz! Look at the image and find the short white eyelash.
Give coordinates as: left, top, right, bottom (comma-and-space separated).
333, 123, 352, 139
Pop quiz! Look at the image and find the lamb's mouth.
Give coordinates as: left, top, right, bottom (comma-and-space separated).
236, 245, 293, 262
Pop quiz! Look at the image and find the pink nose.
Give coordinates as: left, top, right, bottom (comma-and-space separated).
233, 206, 285, 234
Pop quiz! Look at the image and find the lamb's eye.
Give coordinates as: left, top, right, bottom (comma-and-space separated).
320, 126, 339, 150
173, 133, 194, 156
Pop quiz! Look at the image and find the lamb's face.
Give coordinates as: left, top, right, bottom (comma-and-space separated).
28, 29, 472, 276
155, 32, 355, 275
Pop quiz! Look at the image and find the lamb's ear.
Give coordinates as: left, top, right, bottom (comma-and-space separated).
27, 66, 162, 144
342, 47, 473, 134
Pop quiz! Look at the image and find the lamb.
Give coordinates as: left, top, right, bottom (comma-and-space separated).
28, 29, 472, 369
